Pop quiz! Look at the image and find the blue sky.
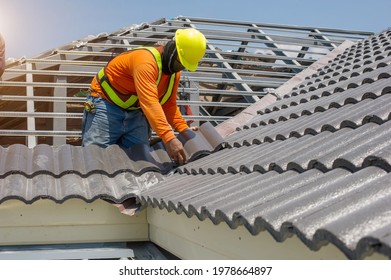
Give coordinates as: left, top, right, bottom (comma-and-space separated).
0, 0, 390, 59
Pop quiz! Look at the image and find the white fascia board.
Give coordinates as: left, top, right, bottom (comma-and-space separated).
147, 206, 387, 260
0, 199, 149, 246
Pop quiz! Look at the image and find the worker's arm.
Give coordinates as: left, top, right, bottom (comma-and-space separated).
134, 63, 188, 164
134, 62, 174, 141
160, 74, 193, 165
162, 73, 189, 133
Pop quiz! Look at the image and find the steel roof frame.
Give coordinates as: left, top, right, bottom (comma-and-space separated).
0, 16, 373, 147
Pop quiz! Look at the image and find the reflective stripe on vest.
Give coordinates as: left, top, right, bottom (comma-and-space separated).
97, 47, 176, 110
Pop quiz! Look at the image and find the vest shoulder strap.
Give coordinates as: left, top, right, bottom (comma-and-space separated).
96, 47, 177, 110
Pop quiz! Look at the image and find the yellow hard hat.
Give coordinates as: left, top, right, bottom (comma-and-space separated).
175, 28, 206, 72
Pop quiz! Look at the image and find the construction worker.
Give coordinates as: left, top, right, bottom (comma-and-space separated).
0, 33, 5, 77
82, 28, 206, 165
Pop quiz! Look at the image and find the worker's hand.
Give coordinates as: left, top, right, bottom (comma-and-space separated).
165, 138, 187, 165
189, 126, 199, 131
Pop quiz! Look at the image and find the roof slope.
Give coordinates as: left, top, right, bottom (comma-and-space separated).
0, 17, 387, 259
138, 29, 391, 259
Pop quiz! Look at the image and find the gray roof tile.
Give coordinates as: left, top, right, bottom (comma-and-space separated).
139, 167, 391, 259
0, 122, 224, 178
252, 78, 391, 126
224, 93, 390, 147
0, 122, 224, 204
0, 172, 163, 203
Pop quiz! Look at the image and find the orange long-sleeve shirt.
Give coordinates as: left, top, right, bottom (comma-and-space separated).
90, 46, 189, 144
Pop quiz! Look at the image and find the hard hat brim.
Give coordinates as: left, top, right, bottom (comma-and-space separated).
178, 53, 198, 72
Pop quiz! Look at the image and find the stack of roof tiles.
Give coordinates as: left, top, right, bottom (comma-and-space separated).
0, 29, 390, 259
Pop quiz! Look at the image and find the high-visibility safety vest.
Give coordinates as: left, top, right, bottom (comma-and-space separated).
96, 47, 176, 110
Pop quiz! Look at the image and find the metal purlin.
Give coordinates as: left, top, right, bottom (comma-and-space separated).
179, 17, 258, 104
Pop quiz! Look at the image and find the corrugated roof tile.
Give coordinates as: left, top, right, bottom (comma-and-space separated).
0, 171, 164, 204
